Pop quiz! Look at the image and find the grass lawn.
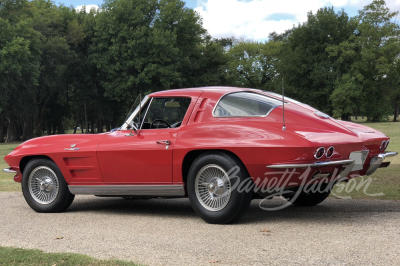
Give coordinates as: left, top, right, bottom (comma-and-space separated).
0, 142, 22, 192
0, 246, 140, 266
1, 120, 400, 199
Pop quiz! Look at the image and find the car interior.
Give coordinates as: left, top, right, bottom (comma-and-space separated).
131, 97, 191, 129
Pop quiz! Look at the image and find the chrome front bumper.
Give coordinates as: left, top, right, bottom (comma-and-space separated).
2, 168, 17, 174
366, 151, 398, 176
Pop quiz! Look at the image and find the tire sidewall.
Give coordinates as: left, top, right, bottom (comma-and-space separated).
187, 152, 252, 224
22, 158, 72, 213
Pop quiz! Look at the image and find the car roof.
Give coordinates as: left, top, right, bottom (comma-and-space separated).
148, 86, 253, 98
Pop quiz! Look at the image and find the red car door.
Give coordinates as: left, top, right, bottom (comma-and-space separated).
96, 128, 178, 184
96, 95, 198, 184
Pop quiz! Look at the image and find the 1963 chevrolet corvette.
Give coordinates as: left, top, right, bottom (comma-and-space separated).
3, 87, 398, 223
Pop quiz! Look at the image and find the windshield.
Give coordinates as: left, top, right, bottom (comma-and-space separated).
120, 95, 150, 130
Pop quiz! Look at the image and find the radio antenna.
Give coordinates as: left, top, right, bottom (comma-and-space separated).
282, 79, 286, 131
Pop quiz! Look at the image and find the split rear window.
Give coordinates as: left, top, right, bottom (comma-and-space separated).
213, 92, 282, 117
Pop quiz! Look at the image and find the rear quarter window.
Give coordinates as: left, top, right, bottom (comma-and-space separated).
213, 92, 282, 117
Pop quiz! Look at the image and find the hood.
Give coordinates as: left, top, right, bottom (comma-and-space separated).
8, 134, 106, 157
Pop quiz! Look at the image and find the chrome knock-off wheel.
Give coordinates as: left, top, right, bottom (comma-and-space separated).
28, 166, 59, 205
195, 164, 231, 211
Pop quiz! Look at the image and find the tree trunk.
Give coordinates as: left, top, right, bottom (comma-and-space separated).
57, 119, 64, 134
34, 114, 43, 137
90, 121, 94, 134
105, 121, 111, 132
97, 119, 103, 133
26, 119, 33, 140
341, 114, 350, 121
6, 114, 16, 143
34, 92, 53, 137
111, 118, 116, 129
80, 120, 84, 133
0, 115, 5, 143
21, 115, 33, 141
73, 110, 80, 134
13, 122, 21, 141
394, 102, 399, 122
46, 123, 51, 135
22, 117, 29, 141
84, 101, 89, 133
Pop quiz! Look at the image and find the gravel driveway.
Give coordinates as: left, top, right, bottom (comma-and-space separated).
1, 192, 400, 265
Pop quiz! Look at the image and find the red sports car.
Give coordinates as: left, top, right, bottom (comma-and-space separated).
3, 87, 397, 223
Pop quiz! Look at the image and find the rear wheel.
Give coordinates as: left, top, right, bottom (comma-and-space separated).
187, 152, 253, 224
285, 184, 331, 206
22, 158, 75, 213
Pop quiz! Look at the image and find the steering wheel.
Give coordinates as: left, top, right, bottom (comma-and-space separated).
150, 119, 171, 129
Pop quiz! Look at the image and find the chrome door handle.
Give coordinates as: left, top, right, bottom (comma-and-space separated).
156, 140, 171, 145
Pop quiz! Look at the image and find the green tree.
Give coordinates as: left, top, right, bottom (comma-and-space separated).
278, 7, 356, 115
0, 1, 41, 142
90, 0, 177, 102
328, 0, 400, 121
226, 40, 281, 90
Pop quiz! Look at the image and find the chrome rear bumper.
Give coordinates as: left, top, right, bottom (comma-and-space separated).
366, 151, 398, 176
267, 159, 356, 179
2, 168, 17, 174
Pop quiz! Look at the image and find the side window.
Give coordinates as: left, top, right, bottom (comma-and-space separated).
214, 92, 282, 117
141, 97, 191, 129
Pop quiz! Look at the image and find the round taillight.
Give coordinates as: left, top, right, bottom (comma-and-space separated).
314, 147, 325, 159
385, 140, 390, 149
380, 140, 386, 151
326, 146, 334, 158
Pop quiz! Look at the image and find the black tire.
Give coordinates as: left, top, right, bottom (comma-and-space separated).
22, 158, 75, 213
187, 152, 253, 224
285, 184, 331, 206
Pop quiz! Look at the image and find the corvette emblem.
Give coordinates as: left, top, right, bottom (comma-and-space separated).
64, 144, 79, 151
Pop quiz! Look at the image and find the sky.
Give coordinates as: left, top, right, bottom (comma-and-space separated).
63, 0, 400, 41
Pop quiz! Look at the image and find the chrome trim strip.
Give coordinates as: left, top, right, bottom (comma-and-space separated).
68, 185, 186, 196
2, 168, 17, 174
212, 91, 283, 118
267, 159, 355, 169
366, 151, 398, 176
121, 96, 149, 130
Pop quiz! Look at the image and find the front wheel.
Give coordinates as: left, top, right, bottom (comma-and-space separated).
22, 158, 75, 213
187, 152, 253, 224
